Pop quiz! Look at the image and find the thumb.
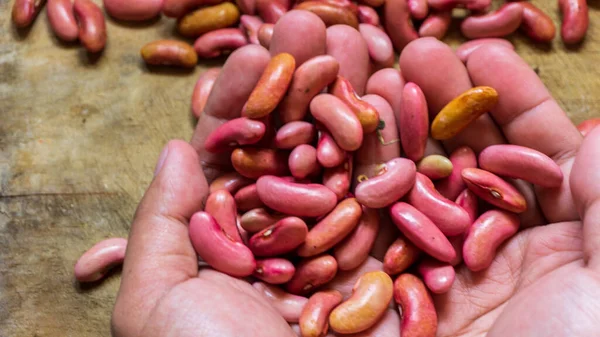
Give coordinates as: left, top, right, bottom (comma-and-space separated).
112, 140, 208, 336
570, 126, 600, 270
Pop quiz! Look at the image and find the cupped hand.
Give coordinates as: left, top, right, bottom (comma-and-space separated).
111, 38, 600, 337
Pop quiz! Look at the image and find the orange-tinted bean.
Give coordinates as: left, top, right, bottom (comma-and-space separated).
310, 94, 364, 152
177, 2, 241, 38
393, 273, 438, 337
334, 206, 380, 271
400, 82, 429, 161
300, 290, 343, 337
276, 121, 318, 149
12, 0, 46, 28
74, 0, 106, 53
193, 28, 249, 58
417, 258, 456, 294
231, 148, 289, 179
435, 146, 478, 201
286, 254, 338, 295
383, 236, 420, 275
577, 117, 600, 137
330, 76, 380, 134
163, 0, 225, 18
384, 0, 418, 52
295, 1, 359, 29
47, 0, 78, 42
249, 217, 309, 256
289, 144, 321, 179
462, 168, 527, 213
209, 172, 253, 194
254, 258, 296, 284
258, 23, 275, 49
322, 156, 352, 200
141, 40, 198, 68
205, 190, 242, 243
559, 0, 588, 44
240, 208, 286, 232
519, 2, 556, 42
317, 130, 346, 168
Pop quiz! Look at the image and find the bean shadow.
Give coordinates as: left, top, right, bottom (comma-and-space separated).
106, 13, 162, 29
73, 265, 123, 293
78, 48, 105, 65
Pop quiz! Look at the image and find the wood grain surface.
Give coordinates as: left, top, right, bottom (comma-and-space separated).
1, 0, 599, 336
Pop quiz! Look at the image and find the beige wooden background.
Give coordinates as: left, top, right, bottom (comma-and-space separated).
1, 0, 599, 336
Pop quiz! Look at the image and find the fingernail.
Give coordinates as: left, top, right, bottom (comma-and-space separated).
154, 144, 170, 176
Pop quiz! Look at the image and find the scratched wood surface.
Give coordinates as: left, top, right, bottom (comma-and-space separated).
1, 0, 599, 336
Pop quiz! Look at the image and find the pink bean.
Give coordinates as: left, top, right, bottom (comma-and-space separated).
463, 210, 520, 272
389, 202, 456, 263
383, 236, 420, 275
455, 188, 479, 223
256, 0, 287, 23
462, 168, 527, 214
286, 254, 338, 295
358, 24, 395, 69
74, 238, 127, 282
478, 144, 563, 188
455, 38, 514, 63
189, 212, 256, 277
310, 94, 363, 152
254, 258, 296, 284
258, 23, 275, 49
194, 28, 249, 58
461, 3, 523, 39
408, 0, 428, 20
103, 0, 162, 21
12, 0, 46, 28
417, 257, 456, 294
163, 0, 225, 18
47, 0, 78, 42
559, 0, 589, 44
240, 15, 264, 44
276, 121, 318, 149
384, 0, 419, 52
235, 184, 265, 211
299, 290, 343, 337
209, 171, 253, 194
204, 117, 266, 153
334, 206, 380, 271
74, 0, 106, 53
428, 0, 490, 11
317, 129, 346, 168
240, 208, 286, 232
322, 155, 352, 200
357, 5, 380, 26
253, 282, 309, 323
355, 158, 417, 209
249, 217, 309, 256
191, 68, 221, 118
365, 68, 405, 120
435, 146, 477, 201
408, 173, 472, 236
326, 24, 370, 95
400, 82, 429, 162
289, 144, 320, 179
419, 11, 452, 39
270, 10, 327, 65
205, 189, 242, 243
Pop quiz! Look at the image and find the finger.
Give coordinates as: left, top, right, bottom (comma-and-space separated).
398, 37, 506, 154
113, 140, 208, 335
570, 126, 600, 270
190, 45, 271, 182
466, 44, 582, 222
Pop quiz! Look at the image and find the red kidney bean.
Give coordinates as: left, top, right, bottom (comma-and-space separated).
295, 1, 359, 28
326, 25, 370, 95
104, 0, 163, 21
74, 238, 127, 282
12, 0, 46, 28
286, 254, 338, 295
249, 217, 309, 256
163, 0, 225, 18
400, 82, 429, 161
455, 38, 514, 63
240, 208, 286, 232
240, 15, 264, 44
317, 130, 346, 168
518, 2, 556, 42
393, 273, 438, 337
577, 118, 600, 137
461, 3, 523, 39
322, 155, 352, 200
299, 290, 343, 337
270, 10, 327, 66
254, 258, 296, 284
189, 212, 256, 277
258, 23, 274, 48
408, 0, 428, 20
193, 28, 249, 58
141, 40, 198, 68
279, 55, 340, 123
310, 94, 364, 152
329, 76, 380, 134
357, 5, 380, 26
462, 168, 527, 213
253, 282, 309, 323
559, 0, 588, 44
428, 0, 490, 11
235, 184, 265, 211
47, 0, 78, 42
289, 145, 320, 179
358, 24, 395, 70
418, 258, 456, 294
74, 0, 107, 53
435, 146, 477, 201
355, 158, 417, 209
463, 210, 520, 271
276, 122, 317, 149
209, 171, 253, 194
384, 0, 419, 52
204, 117, 266, 153
334, 206, 380, 271
419, 11, 452, 39
389, 202, 456, 263
383, 236, 420, 275
455, 188, 479, 223
205, 189, 242, 243
256, 0, 287, 23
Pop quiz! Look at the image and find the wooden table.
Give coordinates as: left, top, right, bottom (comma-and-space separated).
1, 0, 599, 335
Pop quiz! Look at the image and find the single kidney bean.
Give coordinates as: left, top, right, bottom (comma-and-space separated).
384, 0, 418, 52
329, 271, 393, 334
74, 238, 127, 282
448, 235, 464, 266
257, 0, 288, 23
455, 38, 514, 63
193, 28, 249, 58
334, 206, 380, 271
326, 24, 370, 95
577, 117, 600, 137
205, 189, 242, 243
47, 0, 78, 42
518, 2, 556, 42
455, 188, 479, 223
276, 121, 317, 149
297, 0, 359, 14
400, 82, 429, 161
393, 273, 438, 337
462, 168, 527, 213
408, 0, 428, 20
295, 1, 359, 29
254, 258, 296, 284
231, 148, 289, 179
290, 145, 320, 179
461, 3, 523, 39
329, 75, 381, 134
235, 184, 265, 212
192, 67, 221, 118
204, 117, 265, 153
286, 254, 338, 295
407, 173, 471, 236
322, 155, 352, 200
249, 217, 309, 256
74, 0, 106, 53
240, 208, 286, 232
383, 236, 420, 275
279, 55, 340, 123
559, 0, 588, 44
418, 258, 456, 294
258, 23, 274, 48
270, 10, 327, 66
103, 0, 162, 21
240, 15, 264, 44
297, 198, 363, 257
355, 158, 417, 209
243, 53, 296, 119
300, 290, 343, 337
419, 11, 452, 39
12, 0, 46, 28
257, 175, 338, 217
428, 0, 490, 11
317, 130, 346, 168
417, 154, 453, 180
253, 282, 309, 323
189, 212, 256, 277
463, 210, 520, 272
177, 2, 241, 38
209, 171, 253, 194
389, 202, 456, 263
479, 144, 563, 188
357, 5, 380, 26
431, 86, 499, 140
310, 94, 364, 152
163, 0, 225, 18
435, 146, 477, 201
141, 40, 198, 68
365, 68, 405, 119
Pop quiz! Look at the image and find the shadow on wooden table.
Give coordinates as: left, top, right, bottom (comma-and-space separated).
74, 266, 123, 294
